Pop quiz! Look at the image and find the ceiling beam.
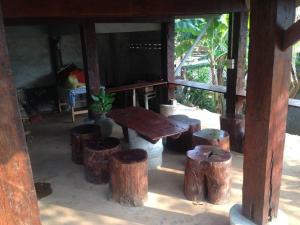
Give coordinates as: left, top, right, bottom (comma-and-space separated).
282, 19, 300, 50
2, 0, 248, 22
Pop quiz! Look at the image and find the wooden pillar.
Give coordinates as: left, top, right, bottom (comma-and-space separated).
226, 12, 248, 115
80, 21, 100, 117
49, 36, 63, 76
0, 3, 41, 225
221, 12, 248, 153
161, 21, 175, 104
242, 0, 294, 224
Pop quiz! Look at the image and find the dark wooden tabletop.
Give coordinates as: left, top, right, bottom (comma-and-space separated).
107, 107, 187, 143
107, 81, 167, 93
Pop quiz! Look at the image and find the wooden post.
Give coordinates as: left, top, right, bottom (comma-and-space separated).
0, 3, 41, 225
242, 0, 294, 224
222, 12, 248, 153
80, 21, 100, 117
226, 12, 248, 115
161, 21, 175, 104
49, 36, 63, 76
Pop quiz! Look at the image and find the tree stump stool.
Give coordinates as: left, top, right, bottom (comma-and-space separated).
184, 145, 232, 204
84, 137, 121, 184
70, 124, 101, 164
166, 115, 201, 152
220, 114, 245, 153
110, 149, 148, 206
193, 128, 230, 151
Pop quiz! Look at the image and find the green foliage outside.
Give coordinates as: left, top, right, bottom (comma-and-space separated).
175, 15, 229, 112
175, 66, 216, 112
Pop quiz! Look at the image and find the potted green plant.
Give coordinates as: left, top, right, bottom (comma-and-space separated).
89, 87, 116, 137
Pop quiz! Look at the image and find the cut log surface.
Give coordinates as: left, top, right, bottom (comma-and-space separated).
166, 114, 201, 152
184, 145, 232, 204
193, 128, 230, 151
220, 114, 245, 153
70, 124, 101, 164
110, 149, 148, 206
84, 137, 121, 184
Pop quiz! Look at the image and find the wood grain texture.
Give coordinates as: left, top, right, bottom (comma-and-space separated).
242, 0, 294, 224
0, 3, 41, 225
161, 22, 175, 103
166, 114, 201, 152
2, 0, 247, 21
84, 137, 121, 184
172, 79, 300, 108
80, 22, 100, 117
107, 107, 187, 143
107, 81, 167, 93
220, 114, 245, 153
226, 12, 248, 115
170, 79, 228, 94
193, 129, 230, 152
70, 124, 101, 164
184, 146, 232, 204
109, 149, 148, 206
282, 19, 300, 50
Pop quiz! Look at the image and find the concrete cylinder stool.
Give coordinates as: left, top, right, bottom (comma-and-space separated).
193, 128, 230, 152
110, 149, 148, 207
166, 115, 201, 152
128, 129, 163, 170
84, 137, 121, 184
184, 145, 232, 204
70, 124, 101, 164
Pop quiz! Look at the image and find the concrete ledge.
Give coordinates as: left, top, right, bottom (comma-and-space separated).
229, 204, 288, 225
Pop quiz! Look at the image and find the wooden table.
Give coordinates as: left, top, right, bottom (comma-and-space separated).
108, 107, 187, 169
107, 81, 167, 107
107, 107, 187, 143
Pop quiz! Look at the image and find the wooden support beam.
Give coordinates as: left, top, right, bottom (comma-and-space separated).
242, 0, 294, 224
282, 19, 300, 50
226, 12, 248, 115
161, 21, 175, 103
0, 2, 41, 225
2, 0, 247, 22
48, 36, 63, 75
80, 22, 100, 117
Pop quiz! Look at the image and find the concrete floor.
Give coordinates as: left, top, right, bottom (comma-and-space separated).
27, 111, 300, 225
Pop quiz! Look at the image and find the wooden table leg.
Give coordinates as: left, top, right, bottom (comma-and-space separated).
132, 88, 136, 107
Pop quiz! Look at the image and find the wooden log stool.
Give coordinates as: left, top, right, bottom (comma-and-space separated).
110, 149, 148, 206
184, 145, 232, 204
220, 114, 245, 153
84, 137, 121, 184
166, 114, 201, 152
70, 124, 101, 164
193, 128, 230, 151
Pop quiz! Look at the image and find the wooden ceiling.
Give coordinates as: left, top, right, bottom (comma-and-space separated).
2, 0, 248, 23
